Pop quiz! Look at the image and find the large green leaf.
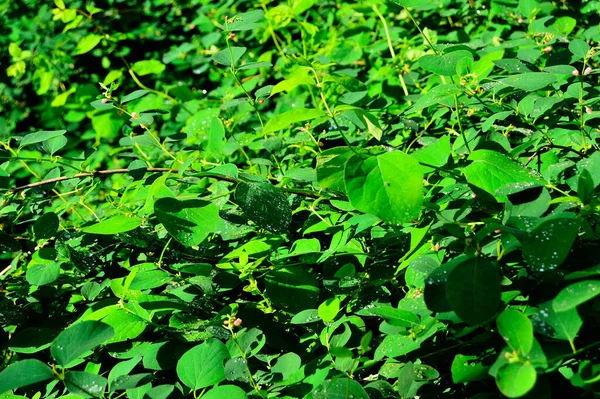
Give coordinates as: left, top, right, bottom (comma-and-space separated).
313, 378, 369, 399
64, 371, 108, 398
532, 301, 581, 347
212, 46, 247, 67
203, 385, 247, 399
499, 73, 557, 91
154, 198, 223, 247
462, 150, 545, 201
389, 0, 430, 7
553, 280, 600, 312
34, 212, 59, 240
51, 321, 114, 366
176, 339, 229, 390
344, 151, 423, 224
265, 267, 319, 313
81, 215, 142, 235
418, 50, 474, 76
316, 147, 353, 192
495, 363, 537, 398
0, 359, 54, 394
517, 216, 580, 272
451, 354, 489, 383
235, 181, 291, 234
496, 309, 533, 355
446, 257, 501, 325
19, 130, 66, 148
131, 60, 166, 76
262, 108, 325, 135
74, 34, 102, 55
26, 262, 60, 286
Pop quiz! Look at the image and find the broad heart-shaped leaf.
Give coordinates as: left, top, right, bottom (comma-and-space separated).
446, 257, 501, 325
344, 151, 423, 224
418, 50, 474, 76
495, 363, 537, 398
81, 215, 142, 235
499, 73, 557, 91
176, 339, 229, 390
203, 385, 247, 399
262, 108, 326, 135
517, 216, 581, 272
313, 378, 369, 399
212, 46, 247, 67
316, 147, 353, 192
0, 359, 54, 394
235, 181, 291, 234
229, 10, 264, 32
51, 321, 114, 366
64, 371, 107, 398
34, 212, 59, 240
154, 198, 223, 247
497, 309, 533, 355
265, 267, 319, 313
569, 39, 590, 59
462, 150, 544, 202
553, 280, 600, 312
451, 354, 489, 383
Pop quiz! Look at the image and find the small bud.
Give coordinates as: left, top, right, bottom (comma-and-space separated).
434, 243, 441, 251
518, 17, 523, 24
584, 66, 593, 75
223, 319, 229, 326
572, 69, 580, 77
132, 112, 138, 119
494, 229, 502, 234
586, 106, 593, 114
233, 318, 242, 327
542, 46, 552, 54
229, 33, 235, 39
101, 98, 108, 103
471, 192, 477, 198
259, 99, 264, 104
140, 124, 146, 129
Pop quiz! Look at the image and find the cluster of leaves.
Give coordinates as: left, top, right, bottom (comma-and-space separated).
3, 0, 600, 397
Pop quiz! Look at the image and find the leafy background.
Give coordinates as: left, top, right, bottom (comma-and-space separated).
2, 0, 600, 397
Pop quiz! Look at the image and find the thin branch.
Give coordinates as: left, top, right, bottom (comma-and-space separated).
8, 168, 323, 199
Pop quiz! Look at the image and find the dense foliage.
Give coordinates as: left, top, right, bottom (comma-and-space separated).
3, 0, 600, 397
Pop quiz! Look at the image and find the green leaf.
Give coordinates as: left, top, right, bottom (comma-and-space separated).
462, 150, 545, 201
203, 385, 247, 399
0, 359, 54, 395
271, 353, 302, 380
41, 135, 68, 155
344, 151, 423, 224
235, 182, 291, 234
26, 262, 60, 286
553, 280, 600, 312
318, 297, 341, 322
419, 50, 474, 76
499, 73, 557, 91
121, 90, 149, 104
518, 216, 581, 272
496, 363, 537, 398
569, 39, 590, 59
389, 0, 430, 7
446, 257, 501, 325
81, 215, 142, 235
497, 309, 533, 355
9, 328, 58, 354
19, 130, 66, 148
132, 60, 166, 76
34, 212, 59, 240
74, 34, 102, 55
262, 108, 325, 135
154, 198, 223, 247
229, 10, 264, 31
64, 371, 107, 398
532, 302, 581, 346
316, 147, 353, 192
265, 267, 319, 313
212, 46, 247, 67
412, 135, 451, 173
313, 378, 369, 399
51, 321, 114, 366
176, 339, 229, 390
451, 354, 489, 383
